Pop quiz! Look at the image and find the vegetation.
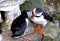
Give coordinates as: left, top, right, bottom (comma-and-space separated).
20, 0, 44, 12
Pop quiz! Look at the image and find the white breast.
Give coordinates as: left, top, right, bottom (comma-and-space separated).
30, 15, 48, 26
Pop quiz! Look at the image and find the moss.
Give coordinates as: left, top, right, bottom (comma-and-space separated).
20, 0, 44, 12
53, 13, 60, 20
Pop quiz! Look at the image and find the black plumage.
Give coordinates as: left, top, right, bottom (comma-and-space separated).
11, 10, 28, 37
42, 11, 53, 22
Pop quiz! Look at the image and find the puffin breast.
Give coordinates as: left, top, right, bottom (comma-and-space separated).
30, 15, 48, 26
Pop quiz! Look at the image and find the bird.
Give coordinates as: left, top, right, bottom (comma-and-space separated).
11, 10, 29, 38
29, 7, 54, 35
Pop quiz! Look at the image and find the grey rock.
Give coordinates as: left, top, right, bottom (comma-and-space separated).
0, 0, 26, 8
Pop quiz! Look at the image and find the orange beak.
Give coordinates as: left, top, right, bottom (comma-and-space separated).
31, 13, 35, 19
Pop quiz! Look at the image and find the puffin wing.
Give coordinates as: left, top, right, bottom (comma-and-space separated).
42, 11, 53, 21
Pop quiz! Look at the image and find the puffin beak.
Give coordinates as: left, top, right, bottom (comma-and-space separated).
31, 12, 35, 19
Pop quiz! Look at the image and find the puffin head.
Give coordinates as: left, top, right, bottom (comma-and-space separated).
32, 7, 43, 17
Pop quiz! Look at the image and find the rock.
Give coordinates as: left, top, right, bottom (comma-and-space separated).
44, 22, 59, 39
0, 0, 26, 30
0, 0, 26, 8
0, 34, 3, 41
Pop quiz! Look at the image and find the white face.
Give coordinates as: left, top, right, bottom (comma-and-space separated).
34, 12, 43, 17
33, 8, 43, 17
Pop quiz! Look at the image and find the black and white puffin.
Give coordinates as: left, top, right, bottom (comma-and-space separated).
11, 10, 29, 38
30, 7, 53, 26
29, 7, 54, 35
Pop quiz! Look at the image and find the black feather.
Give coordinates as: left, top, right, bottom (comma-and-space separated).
42, 11, 53, 22
11, 10, 29, 36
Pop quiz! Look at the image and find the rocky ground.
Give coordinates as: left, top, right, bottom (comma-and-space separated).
1, 20, 60, 41
1, 0, 60, 41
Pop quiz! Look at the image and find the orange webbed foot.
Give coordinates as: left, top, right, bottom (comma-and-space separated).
38, 28, 44, 35
21, 36, 29, 40
34, 24, 40, 31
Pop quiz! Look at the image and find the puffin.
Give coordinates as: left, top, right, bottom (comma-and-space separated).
28, 7, 54, 35
11, 10, 29, 38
